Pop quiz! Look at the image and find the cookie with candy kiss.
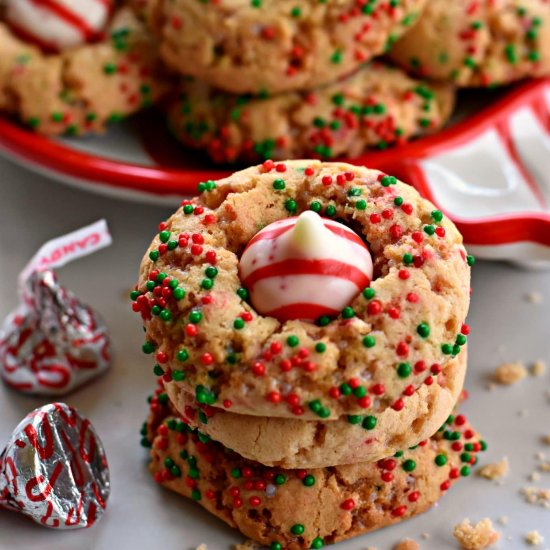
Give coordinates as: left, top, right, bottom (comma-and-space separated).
5, 0, 113, 51
239, 211, 373, 321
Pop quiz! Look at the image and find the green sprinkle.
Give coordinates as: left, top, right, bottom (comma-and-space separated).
173, 287, 186, 300
231, 468, 241, 478
397, 362, 412, 378
237, 287, 249, 300
285, 199, 297, 213
303, 474, 315, 487
274, 473, 286, 485
189, 311, 202, 324
291, 524, 305, 535
362, 415, 377, 430
435, 454, 447, 466
325, 204, 337, 217
149, 250, 159, 261
423, 224, 435, 235
287, 335, 299, 347
363, 287, 375, 299
342, 306, 355, 319
441, 343, 453, 355
431, 209, 443, 222
355, 199, 367, 210
310, 201, 322, 213
177, 349, 189, 362
347, 415, 362, 424
402, 459, 416, 472
311, 537, 324, 549
417, 322, 430, 338
315, 342, 326, 353
380, 175, 397, 187
233, 318, 245, 330
467, 255, 476, 266
403, 253, 414, 265
153, 364, 163, 376
273, 178, 286, 190
362, 335, 376, 348
142, 341, 156, 354
172, 370, 185, 381
340, 383, 352, 396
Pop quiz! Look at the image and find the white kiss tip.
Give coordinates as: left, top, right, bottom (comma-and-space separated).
289, 211, 332, 255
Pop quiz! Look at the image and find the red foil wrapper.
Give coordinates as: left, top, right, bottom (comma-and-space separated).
0, 403, 110, 529
0, 270, 111, 395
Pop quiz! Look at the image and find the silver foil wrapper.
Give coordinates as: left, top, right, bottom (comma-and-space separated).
0, 402, 110, 529
0, 270, 111, 395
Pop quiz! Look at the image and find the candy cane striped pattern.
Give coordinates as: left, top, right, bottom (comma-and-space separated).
5, 0, 112, 51
239, 214, 373, 321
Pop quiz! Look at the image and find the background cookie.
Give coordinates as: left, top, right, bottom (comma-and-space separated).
162, 352, 466, 469
167, 62, 456, 164
133, 161, 472, 420
389, 0, 550, 87
145, 398, 486, 550
135, 0, 428, 94
0, 8, 168, 135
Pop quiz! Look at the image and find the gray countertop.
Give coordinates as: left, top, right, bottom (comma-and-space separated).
0, 157, 549, 550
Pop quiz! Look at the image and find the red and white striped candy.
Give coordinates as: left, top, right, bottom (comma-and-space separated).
5, 0, 113, 51
239, 211, 373, 321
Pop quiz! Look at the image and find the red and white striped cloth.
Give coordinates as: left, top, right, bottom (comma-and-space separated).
5, 0, 112, 51
239, 212, 373, 321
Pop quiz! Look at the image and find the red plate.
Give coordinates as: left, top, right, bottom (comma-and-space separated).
1, 78, 549, 264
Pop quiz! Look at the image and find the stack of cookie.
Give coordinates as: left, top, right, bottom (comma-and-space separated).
130, 0, 458, 163
135, 160, 486, 548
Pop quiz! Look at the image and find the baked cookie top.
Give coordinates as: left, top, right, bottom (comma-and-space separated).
133, 160, 472, 420
167, 62, 456, 163
133, 0, 428, 94
389, 0, 550, 87
162, 351, 466, 469
146, 396, 486, 550
0, 7, 168, 135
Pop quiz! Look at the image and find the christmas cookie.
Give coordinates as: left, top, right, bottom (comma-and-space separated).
389, 0, 550, 87
134, 0, 428, 94
0, 7, 168, 136
166, 62, 455, 163
144, 397, 486, 550
161, 352, 466, 469
133, 160, 472, 421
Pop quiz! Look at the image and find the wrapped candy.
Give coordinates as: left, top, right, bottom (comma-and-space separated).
5, 0, 113, 51
239, 210, 373, 321
0, 403, 110, 529
0, 220, 112, 395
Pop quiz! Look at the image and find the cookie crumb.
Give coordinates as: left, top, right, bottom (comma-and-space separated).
530, 472, 541, 482
478, 458, 509, 480
421, 533, 430, 540
232, 541, 260, 550
543, 434, 550, 445
196, 545, 208, 550
522, 487, 550, 507
493, 362, 528, 384
393, 539, 420, 550
526, 531, 544, 546
453, 518, 500, 549
525, 292, 543, 304
497, 516, 509, 526
539, 462, 550, 472
531, 360, 546, 377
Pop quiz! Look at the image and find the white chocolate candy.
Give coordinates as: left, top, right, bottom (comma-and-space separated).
5, 0, 112, 51
239, 211, 373, 321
